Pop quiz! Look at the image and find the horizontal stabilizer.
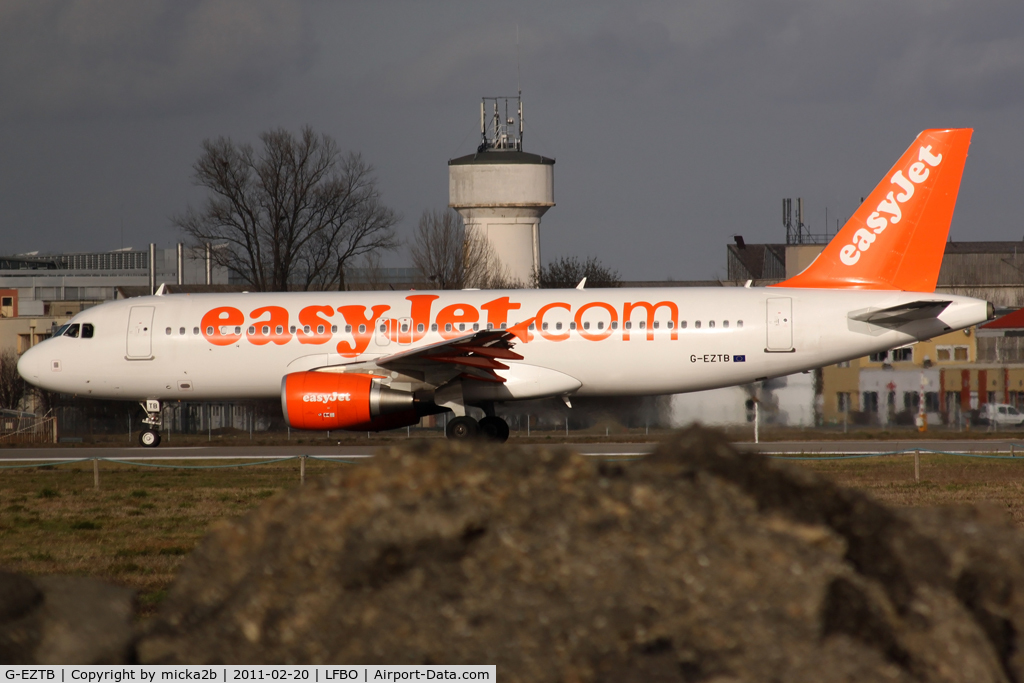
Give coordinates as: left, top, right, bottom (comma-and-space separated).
849, 300, 951, 327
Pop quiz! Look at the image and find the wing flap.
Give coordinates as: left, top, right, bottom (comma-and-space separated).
375, 328, 524, 383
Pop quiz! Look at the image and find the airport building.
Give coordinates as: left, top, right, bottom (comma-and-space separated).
726, 239, 1024, 310
0, 245, 229, 351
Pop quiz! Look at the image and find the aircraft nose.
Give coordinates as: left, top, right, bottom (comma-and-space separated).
17, 344, 45, 385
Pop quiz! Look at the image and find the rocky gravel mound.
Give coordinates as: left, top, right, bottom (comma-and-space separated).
124, 428, 1024, 682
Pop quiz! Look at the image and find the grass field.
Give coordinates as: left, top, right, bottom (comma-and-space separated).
0, 457, 344, 614
2, 448, 1024, 617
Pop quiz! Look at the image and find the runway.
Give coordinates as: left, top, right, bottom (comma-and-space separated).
3, 438, 1024, 462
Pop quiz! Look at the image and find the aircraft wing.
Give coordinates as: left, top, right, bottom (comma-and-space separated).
373, 328, 525, 383
849, 300, 952, 327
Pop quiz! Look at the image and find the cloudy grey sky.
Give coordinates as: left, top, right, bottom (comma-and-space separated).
2, 0, 1023, 280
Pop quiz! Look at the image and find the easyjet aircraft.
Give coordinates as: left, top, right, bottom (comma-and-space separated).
18, 129, 991, 446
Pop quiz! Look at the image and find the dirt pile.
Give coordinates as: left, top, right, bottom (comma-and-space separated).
0, 572, 134, 664
129, 427, 1024, 681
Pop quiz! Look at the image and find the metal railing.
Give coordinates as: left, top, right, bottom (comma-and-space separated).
0, 416, 56, 444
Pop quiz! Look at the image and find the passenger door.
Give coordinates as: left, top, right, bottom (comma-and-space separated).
126, 306, 155, 359
765, 297, 794, 352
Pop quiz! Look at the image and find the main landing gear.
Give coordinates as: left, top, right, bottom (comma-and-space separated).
139, 399, 162, 448
444, 415, 510, 443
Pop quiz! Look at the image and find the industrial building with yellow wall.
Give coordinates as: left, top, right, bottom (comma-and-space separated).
819, 284, 1024, 427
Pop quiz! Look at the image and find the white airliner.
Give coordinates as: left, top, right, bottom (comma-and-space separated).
18, 129, 991, 446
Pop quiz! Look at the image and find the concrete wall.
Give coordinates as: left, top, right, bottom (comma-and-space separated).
450, 162, 554, 286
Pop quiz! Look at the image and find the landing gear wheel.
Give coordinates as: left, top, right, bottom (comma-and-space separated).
479, 416, 510, 443
445, 416, 479, 440
139, 429, 161, 448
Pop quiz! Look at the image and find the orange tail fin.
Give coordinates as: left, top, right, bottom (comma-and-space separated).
774, 128, 972, 292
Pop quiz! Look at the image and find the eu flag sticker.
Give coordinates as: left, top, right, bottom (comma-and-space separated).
733, 355, 746, 362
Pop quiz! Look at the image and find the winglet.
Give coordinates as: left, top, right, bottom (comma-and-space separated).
774, 128, 972, 292
507, 318, 536, 343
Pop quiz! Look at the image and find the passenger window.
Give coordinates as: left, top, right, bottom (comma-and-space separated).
306, 325, 313, 334
206, 326, 214, 335
583, 322, 590, 330
611, 322, 618, 330
667, 321, 673, 329
737, 320, 744, 328
346, 325, 353, 333
723, 320, 729, 328
597, 322, 603, 330
695, 321, 702, 329
653, 321, 659, 329
625, 322, 632, 330
542, 322, 549, 331
556, 322, 563, 330
179, 327, 185, 335
81, 324, 94, 338
473, 323, 479, 331
193, 327, 200, 335
358, 325, 366, 333
332, 325, 338, 333
263, 326, 270, 335
459, 323, 466, 332
639, 321, 645, 329
681, 321, 687, 329
248, 326, 256, 335
65, 324, 80, 338
276, 326, 284, 334
166, 327, 172, 335
430, 323, 437, 332
500, 323, 507, 330
418, 324, 425, 332
317, 325, 325, 334
709, 320, 715, 328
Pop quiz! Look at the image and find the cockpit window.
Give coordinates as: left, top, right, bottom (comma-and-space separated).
53, 324, 70, 337
65, 323, 81, 338
81, 323, 94, 338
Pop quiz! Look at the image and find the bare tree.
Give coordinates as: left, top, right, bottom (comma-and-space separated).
538, 255, 621, 288
0, 348, 27, 411
174, 126, 399, 292
409, 209, 520, 289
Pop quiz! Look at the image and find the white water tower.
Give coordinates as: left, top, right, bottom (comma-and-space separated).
449, 95, 554, 286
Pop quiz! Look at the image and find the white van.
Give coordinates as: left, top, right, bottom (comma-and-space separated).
980, 403, 1024, 428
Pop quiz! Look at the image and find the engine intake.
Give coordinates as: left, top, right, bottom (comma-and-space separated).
281, 371, 416, 431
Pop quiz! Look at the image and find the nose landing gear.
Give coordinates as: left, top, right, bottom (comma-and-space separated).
139, 399, 162, 448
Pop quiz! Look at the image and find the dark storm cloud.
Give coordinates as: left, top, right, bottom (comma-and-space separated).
2, 0, 1024, 277
0, 0, 314, 119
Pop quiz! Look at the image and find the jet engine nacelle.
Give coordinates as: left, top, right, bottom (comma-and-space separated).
281, 371, 418, 431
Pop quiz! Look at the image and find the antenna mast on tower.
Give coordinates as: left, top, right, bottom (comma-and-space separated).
479, 94, 523, 153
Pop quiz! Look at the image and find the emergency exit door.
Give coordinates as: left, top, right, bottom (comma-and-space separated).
126, 306, 155, 359
765, 297, 793, 352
